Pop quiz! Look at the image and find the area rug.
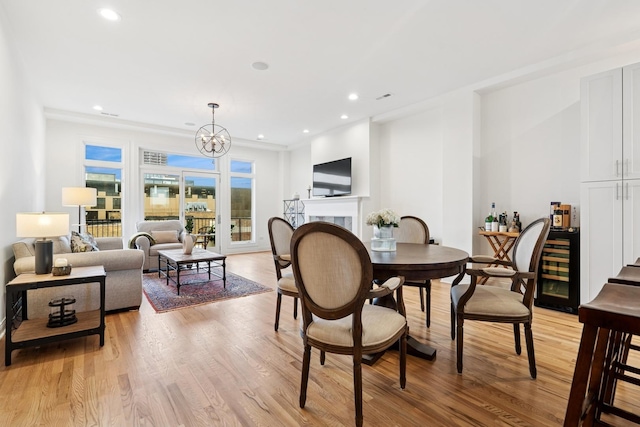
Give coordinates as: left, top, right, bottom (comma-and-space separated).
142, 271, 272, 313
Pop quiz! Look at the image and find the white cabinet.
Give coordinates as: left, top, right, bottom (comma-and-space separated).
580, 68, 622, 182
580, 62, 640, 303
623, 63, 640, 180
580, 181, 623, 302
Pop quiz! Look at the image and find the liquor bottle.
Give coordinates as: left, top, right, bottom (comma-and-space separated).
512, 211, 519, 232
485, 202, 495, 231
553, 207, 563, 229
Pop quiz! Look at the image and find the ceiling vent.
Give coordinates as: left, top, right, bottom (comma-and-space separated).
376, 93, 392, 100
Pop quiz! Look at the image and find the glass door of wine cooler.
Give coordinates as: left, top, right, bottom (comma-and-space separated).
535, 230, 580, 313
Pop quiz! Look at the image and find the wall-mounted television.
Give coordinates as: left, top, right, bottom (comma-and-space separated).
312, 157, 352, 197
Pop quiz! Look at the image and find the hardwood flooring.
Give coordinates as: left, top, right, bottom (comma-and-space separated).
1, 251, 639, 426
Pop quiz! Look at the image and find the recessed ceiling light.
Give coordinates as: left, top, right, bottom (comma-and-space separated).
340, 114, 349, 120
98, 8, 121, 21
251, 62, 269, 71
184, 122, 195, 126
303, 129, 309, 133
348, 93, 359, 101
257, 134, 265, 140
93, 105, 103, 111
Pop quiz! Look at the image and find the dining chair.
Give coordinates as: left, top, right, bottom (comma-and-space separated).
291, 222, 407, 427
396, 215, 432, 327
450, 217, 550, 378
267, 217, 298, 331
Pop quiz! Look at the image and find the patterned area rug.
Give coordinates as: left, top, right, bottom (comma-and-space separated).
142, 270, 272, 313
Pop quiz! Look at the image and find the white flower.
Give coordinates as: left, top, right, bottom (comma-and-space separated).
366, 209, 400, 227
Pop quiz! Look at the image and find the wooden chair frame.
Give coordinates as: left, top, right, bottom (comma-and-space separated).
291, 222, 407, 427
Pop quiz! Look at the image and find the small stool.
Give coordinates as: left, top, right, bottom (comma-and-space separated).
564, 283, 640, 426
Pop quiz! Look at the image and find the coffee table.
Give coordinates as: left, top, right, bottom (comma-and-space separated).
158, 248, 226, 295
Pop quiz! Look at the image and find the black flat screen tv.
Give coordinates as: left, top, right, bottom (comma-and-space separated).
312, 157, 352, 197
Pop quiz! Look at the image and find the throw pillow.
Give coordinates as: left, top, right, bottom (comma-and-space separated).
70, 231, 100, 253
151, 230, 180, 244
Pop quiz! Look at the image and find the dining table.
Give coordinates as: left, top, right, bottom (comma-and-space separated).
366, 242, 469, 362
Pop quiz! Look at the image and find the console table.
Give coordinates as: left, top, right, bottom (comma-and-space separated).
5, 265, 106, 366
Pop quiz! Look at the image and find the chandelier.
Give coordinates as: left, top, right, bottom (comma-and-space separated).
195, 103, 231, 159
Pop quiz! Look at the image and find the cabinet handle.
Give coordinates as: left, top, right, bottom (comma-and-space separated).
616, 182, 620, 200
626, 182, 629, 200
616, 160, 620, 177
626, 158, 630, 177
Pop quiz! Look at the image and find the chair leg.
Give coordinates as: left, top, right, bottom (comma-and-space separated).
353, 354, 363, 427
300, 344, 311, 408
293, 296, 298, 319
456, 315, 464, 373
513, 323, 522, 355
524, 322, 536, 379
451, 303, 456, 340
399, 332, 407, 389
320, 350, 326, 366
419, 287, 425, 312
425, 281, 432, 328
275, 292, 283, 331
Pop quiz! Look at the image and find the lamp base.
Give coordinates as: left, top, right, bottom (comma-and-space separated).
35, 239, 53, 274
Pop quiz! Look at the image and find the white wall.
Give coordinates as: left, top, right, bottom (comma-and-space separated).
378, 107, 444, 241
477, 49, 640, 256
309, 119, 372, 197
44, 119, 283, 254
0, 13, 46, 329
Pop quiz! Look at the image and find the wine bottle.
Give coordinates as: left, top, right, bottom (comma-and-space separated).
485, 202, 495, 231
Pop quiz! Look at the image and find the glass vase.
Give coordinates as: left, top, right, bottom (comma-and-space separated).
371, 225, 396, 251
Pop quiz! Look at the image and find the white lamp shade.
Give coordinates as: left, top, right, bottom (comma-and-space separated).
16, 212, 70, 238
62, 187, 97, 207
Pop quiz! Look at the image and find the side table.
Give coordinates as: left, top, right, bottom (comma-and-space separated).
478, 230, 519, 284
5, 265, 106, 366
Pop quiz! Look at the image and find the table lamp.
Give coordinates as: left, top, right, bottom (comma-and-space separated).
16, 212, 69, 274
62, 187, 97, 233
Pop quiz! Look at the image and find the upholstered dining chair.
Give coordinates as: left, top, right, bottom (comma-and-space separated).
267, 217, 298, 331
291, 222, 407, 427
450, 217, 550, 378
396, 215, 432, 327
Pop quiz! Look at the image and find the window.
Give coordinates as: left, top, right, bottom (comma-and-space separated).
230, 160, 254, 243
84, 144, 123, 237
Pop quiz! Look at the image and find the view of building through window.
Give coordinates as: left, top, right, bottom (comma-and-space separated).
230, 160, 254, 242
84, 145, 254, 246
85, 145, 123, 237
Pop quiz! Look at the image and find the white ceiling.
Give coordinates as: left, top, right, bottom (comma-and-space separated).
2, 0, 640, 146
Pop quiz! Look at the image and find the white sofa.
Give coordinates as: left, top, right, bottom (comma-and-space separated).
12, 235, 144, 318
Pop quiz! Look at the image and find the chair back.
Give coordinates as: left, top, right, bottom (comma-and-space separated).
268, 217, 294, 277
511, 217, 551, 304
396, 216, 429, 244
291, 222, 373, 321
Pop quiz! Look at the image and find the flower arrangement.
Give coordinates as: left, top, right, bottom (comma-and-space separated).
366, 209, 400, 228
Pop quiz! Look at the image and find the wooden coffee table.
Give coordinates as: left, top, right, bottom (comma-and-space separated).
157, 248, 226, 295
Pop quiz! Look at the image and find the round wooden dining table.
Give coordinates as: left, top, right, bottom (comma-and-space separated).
367, 242, 469, 361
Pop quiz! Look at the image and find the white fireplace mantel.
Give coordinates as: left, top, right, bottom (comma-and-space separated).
303, 196, 365, 238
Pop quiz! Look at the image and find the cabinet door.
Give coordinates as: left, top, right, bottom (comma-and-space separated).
581, 68, 623, 182
580, 181, 623, 303
623, 63, 640, 179
623, 179, 640, 265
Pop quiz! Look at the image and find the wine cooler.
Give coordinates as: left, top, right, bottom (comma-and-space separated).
535, 229, 580, 313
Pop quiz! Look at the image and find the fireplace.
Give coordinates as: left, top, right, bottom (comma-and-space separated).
304, 196, 364, 238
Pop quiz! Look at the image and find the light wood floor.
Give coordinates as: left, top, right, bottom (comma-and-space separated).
1, 251, 639, 426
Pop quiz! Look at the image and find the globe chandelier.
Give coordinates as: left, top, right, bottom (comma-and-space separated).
195, 103, 231, 159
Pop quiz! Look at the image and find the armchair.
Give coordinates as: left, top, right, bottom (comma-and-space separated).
396, 215, 432, 326
132, 220, 186, 271
267, 217, 298, 331
450, 217, 550, 378
291, 222, 407, 427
